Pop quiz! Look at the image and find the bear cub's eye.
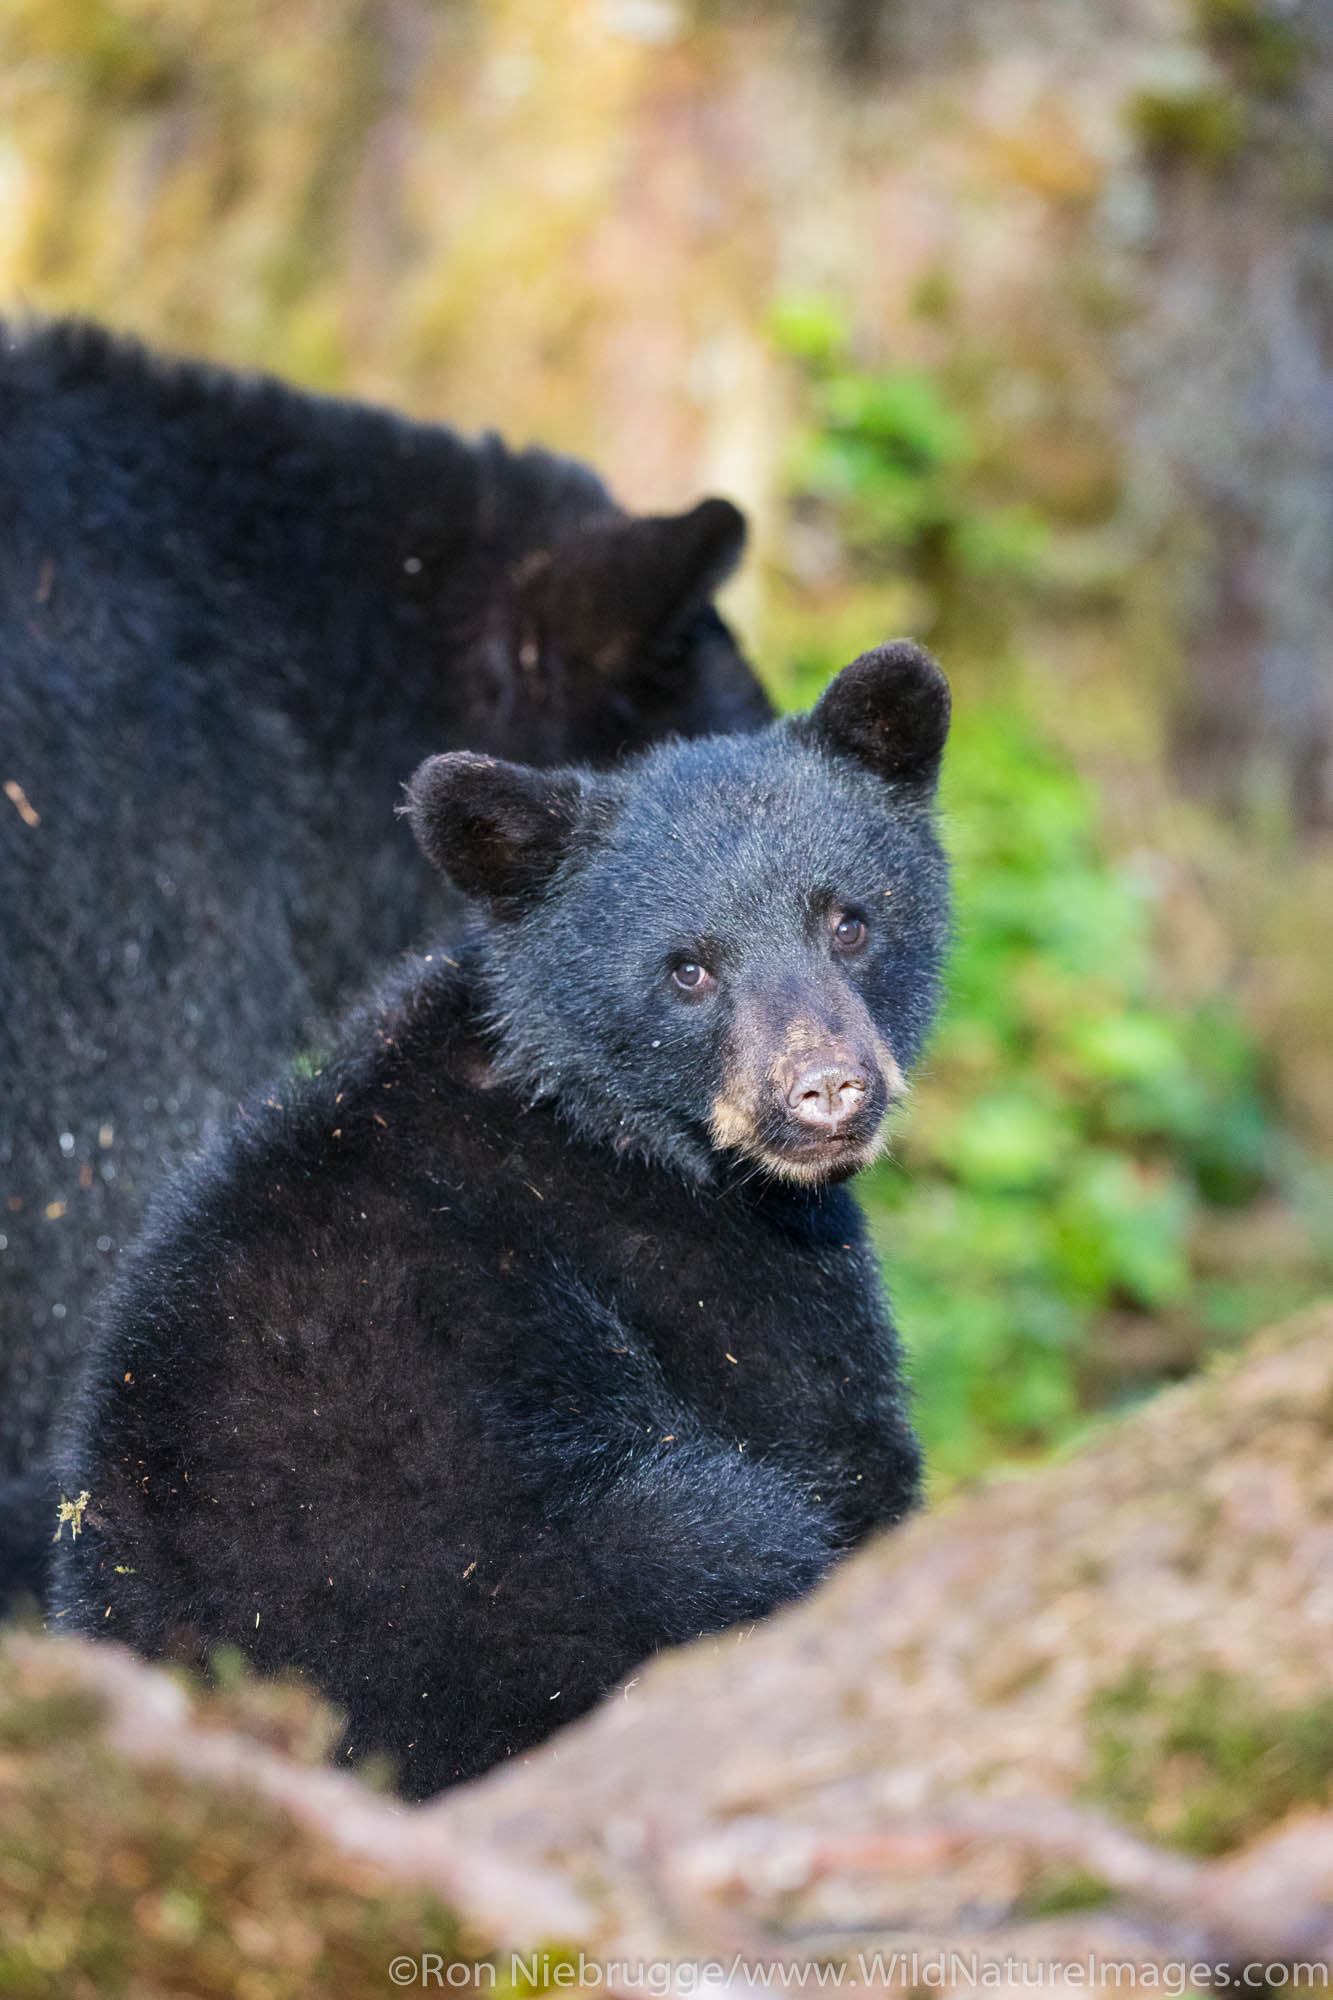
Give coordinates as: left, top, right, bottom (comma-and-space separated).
670, 960, 716, 997
831, 911, 868, 953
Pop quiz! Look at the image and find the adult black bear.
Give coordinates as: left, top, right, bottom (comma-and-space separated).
0, 317, 768, 1478
50, 640, 950, 1797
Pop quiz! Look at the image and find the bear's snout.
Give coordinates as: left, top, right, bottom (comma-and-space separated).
786, 1057, 870, 1134
709, 980, 907, 1183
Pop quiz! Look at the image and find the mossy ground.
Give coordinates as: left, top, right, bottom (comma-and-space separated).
0, 1641, 493, 2000
1087, 1663, 1333, 1856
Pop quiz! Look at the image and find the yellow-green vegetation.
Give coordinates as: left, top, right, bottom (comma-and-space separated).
1129, 86, 1248, 170
0, 1642, 493, 1999
0, 0, 728, 463
1197, 0, 1310, 98
1087, 1663, 1333, 1855
1128, 3, 1312, 178
1016, 1865, 1114, 1920
766, 303, 1333, 1482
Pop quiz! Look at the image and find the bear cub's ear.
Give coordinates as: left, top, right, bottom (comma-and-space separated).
405, 752, 586, 907
801, 640, 951, 789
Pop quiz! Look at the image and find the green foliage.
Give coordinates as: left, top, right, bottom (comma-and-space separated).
770, 302, 1329, 1484
866, 703, 1290, 1479
770, 300, 1046, 639
1087, 1664, 1333, 1854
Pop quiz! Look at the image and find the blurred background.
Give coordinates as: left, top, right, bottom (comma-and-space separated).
5, 0, 1331, 1488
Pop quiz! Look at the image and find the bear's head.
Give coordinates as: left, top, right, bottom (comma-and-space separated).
406, 641, 951, 1186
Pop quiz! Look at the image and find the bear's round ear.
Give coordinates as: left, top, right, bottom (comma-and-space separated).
404, 753, 586, 909
540, 496, 748, 670
583, 496, 747, 643
800, 640, 951, 790
623, 496, 748, 620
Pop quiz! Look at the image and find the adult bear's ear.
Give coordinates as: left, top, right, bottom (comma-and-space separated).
404, 753, 587, 908
800, 640, 951, 790
596, 496, 747, 639
543, 497, 748, 667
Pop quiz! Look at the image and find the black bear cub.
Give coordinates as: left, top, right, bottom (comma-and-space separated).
52, 641, 951, 1798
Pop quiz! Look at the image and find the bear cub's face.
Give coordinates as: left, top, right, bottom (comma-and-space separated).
407, 641, 951, 1187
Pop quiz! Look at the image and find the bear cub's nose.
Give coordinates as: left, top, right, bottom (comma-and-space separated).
788, 1061, 869, 1133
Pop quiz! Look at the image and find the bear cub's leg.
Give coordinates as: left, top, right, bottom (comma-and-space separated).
399, 1437, 836, 1794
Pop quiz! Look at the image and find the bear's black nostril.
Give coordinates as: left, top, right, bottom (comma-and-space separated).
788, 1064, 869, 1133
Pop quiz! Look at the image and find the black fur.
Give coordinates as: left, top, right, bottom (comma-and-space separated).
0, 317, 769, 1478
49, 643, 950, 1797
797, 638, 950, 785
0, 1468, 57, 1621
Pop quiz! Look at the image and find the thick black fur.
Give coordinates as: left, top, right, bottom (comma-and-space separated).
49, 643, 950, 1797
0, 1469, 57, 1622
0, 317, 769, 1479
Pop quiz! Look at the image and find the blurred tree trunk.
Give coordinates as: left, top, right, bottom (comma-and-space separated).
1127, 0, 1333, 832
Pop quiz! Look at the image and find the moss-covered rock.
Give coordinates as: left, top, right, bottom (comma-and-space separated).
1087, 1663, 1333, 1855
0, 1639, 541, 1999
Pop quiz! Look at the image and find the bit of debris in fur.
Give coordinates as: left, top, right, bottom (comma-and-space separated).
53, 1491, 91, 1542
4, 778, 40, 826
